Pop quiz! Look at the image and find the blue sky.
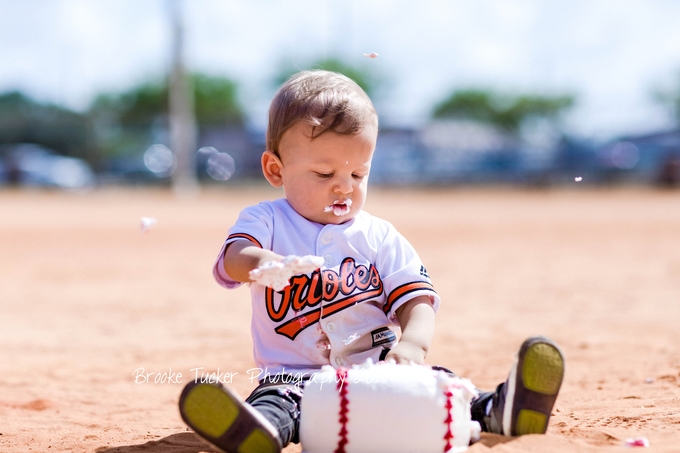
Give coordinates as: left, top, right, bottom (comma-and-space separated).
1, 0, 680, 141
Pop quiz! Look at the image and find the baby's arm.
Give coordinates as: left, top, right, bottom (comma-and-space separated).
385, 296, 435, 365
224, 240, 323, 291
223, 240, 283, 283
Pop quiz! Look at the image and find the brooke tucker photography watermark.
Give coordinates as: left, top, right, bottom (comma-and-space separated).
131, 366, 387, 389
132, 367, 238, 385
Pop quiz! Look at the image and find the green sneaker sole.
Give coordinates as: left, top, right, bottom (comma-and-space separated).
516, 409, 548, 435
238, 429, 279, 453
182, 384, 240, 438
522, 343, 564, 395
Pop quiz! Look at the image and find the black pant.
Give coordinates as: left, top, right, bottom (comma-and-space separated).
245, 368, 493, 447
245, 377, 306, 445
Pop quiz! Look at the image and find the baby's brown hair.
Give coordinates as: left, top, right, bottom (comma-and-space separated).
266, 70, 378, 156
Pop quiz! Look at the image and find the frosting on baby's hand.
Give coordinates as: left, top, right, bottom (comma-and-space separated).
249, 255, 325, 291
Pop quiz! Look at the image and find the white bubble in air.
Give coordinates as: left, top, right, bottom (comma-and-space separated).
50, 158, 95, 188
207, 152, 236, 181
610, 141, 639, 170
197, 146, 219, 159
144, 144, 175, 175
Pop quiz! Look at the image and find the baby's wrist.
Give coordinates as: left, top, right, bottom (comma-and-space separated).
398, 336, 430, 357
387, 341, 427, 364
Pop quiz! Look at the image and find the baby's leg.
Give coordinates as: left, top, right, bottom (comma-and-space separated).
178, 379, 291, 453
245, 381, 305, 446
472, 336, 565, 436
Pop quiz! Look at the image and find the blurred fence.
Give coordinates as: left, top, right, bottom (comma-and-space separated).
2, 121, 679, 188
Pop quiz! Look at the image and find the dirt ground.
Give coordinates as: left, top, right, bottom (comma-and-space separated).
1, 185, 679, 453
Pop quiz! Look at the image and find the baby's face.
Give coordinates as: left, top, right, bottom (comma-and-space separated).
276, 122, 377, 225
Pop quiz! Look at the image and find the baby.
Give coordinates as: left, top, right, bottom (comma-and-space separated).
178, 70, 564, 453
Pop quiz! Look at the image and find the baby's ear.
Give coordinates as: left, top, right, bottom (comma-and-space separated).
261, 150, 284, 187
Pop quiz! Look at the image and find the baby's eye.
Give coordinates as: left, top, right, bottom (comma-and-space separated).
352, 174, 365, 180
315, 172, 333, 179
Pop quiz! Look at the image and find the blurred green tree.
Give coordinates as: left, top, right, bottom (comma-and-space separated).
652, 75, 680, 124
0, 91, 89, 159
433, 89, 574, 133
275, 57, 378, 97
91, 72, 244, 128
192, 73, 244, 126
87, 73, 244, 158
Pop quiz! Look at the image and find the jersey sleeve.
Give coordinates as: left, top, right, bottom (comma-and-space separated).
213, 202, 274, 289
375, 223, 441, 323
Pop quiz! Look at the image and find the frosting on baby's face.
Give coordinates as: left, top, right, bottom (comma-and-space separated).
324, 199, 353, 217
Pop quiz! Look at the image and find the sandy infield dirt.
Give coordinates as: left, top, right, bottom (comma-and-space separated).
1, 186, 679, 452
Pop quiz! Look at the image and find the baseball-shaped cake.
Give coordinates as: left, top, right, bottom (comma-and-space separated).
300, 360, 481, 453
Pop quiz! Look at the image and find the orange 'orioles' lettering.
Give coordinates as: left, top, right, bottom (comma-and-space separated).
265, 258, 383, 340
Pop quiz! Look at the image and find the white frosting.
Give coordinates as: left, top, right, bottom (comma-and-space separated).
624, 437, 650, 447
323, 199, 352, 216
300, 360, 480, 453
249, 255, 324, 291
140, 217, 157, 233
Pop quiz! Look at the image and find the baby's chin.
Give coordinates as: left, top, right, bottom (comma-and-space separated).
322, 213, 357, 225
313, 212, 357, 225
297, 208, 358, 225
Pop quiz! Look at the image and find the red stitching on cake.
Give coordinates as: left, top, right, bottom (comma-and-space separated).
335, 367, 349, 453
443, 385, 455, 452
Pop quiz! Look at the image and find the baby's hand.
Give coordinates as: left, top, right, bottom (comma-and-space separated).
249, 255, 325, 291
384, 341, 427, 365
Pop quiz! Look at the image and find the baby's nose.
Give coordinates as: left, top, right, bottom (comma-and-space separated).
333, 176, 353, 194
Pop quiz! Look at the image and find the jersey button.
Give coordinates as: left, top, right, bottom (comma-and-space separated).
321, 235, 332, 244
326, 322, 336, 332
335, 357, 346, 367
323, 254, 333, 265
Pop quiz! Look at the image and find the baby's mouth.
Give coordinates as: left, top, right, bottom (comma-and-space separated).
323, 199, 352, 216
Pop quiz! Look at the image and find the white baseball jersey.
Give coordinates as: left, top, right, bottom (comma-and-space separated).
213, 198, 440, 376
